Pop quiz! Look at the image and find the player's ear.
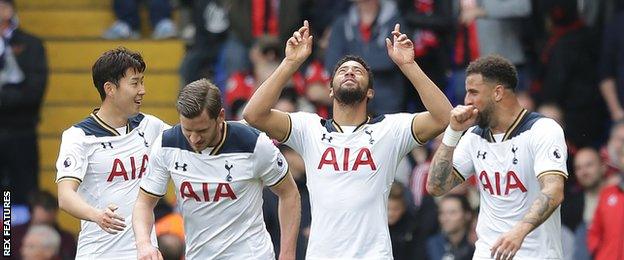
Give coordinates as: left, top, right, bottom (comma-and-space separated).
367, 88, 374, 99
494, 85, 504, 102
103, 81, 117, 97
329, 87, 334, 98
218, 108, 225, 122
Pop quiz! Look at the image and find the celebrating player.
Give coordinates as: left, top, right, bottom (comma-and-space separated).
427, 55, 567, 260
243, 21, 452, 259
55, 47, 169, 259
133, 79, 301, 260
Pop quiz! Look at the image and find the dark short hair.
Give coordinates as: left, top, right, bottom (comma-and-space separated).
92, 47, 146, 100
330, 55, 374, 89
177, 78, 222, 119
466, 55, 518, 90
440, 194, 472, 213
27, 190, 58, 212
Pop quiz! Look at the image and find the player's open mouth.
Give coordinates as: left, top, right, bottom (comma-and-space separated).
134, 100, 142, 105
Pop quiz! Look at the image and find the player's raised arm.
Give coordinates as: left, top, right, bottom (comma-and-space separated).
386, 24, 452, 142
243, 20, 313, 141
57, 180, 126, 234
133, 191, 164, 260
269, 171, 301, 260
427, 105, 477, 196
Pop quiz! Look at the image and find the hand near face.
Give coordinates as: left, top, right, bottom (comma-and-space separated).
285, 20, 313, 65
385, 24, 415, 67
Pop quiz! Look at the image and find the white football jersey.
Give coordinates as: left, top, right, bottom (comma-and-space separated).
452, 109, 568, 259
140, 121, 289, 260
55, 110, 168, 259
283, 112, 421, 259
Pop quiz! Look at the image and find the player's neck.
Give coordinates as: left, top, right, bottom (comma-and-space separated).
96, 103, 130, 128
490, 102, 523, 134
332, 102, 368, 126
207, 121, 225, 147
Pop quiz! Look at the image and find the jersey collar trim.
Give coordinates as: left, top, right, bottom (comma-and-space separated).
209, 122, 228, 155
90, 108, 127, 136
502, 109, 528, 142
327, 116, 370, 133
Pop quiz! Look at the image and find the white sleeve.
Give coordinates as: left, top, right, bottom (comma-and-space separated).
283, 112, 319, 154
139, 135, 170, 197
531, 119, 568, 179
452, 133, 475, 181
253, 133, 289, 187
55, 128, 89, 183
389, 113, 422, 157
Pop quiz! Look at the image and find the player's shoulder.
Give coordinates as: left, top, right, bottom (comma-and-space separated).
131, 113, 167, 129
289, 111, 322, 122
161, 124, 192, 151
218, 121, 262, 154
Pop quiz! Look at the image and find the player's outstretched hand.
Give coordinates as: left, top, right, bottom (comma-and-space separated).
449, 105, 478, 132
284, 20, 313, 66
385, 23, 415, 67
137, 242, 164, 260
94, 204, 126, 234
490, 227, 528, 260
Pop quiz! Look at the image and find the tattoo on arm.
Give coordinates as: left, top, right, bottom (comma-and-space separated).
521, 175, 564, 230
428, 144, 463, 195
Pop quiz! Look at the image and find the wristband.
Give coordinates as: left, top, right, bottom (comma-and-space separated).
442, 125, 463, 147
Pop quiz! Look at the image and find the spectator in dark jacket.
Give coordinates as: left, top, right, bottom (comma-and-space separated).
324, 0, 405, 115
599, 3, 624, 122
0, 0, 48, 205
388, 182, 426, 260
426, 194, 474, 260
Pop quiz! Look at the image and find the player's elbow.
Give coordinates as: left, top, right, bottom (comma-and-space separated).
426, 183, 446, 197
242, 107, 262, 126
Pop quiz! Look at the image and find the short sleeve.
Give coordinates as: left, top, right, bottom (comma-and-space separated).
140, 134, 170, 197
283, 112, 319, 154
388, 113, 422, 157
452, 133, 475, 181
531, 119, 568, 179
55, 128, 89, 183
253, 133, 289, 187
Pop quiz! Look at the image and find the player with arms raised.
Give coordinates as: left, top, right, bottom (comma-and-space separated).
427, 55, 567, 260
243, 21, 452, 259
55, 48, 169, 259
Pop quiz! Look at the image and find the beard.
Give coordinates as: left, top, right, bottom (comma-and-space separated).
333, 85, 367, 106
476, 101, 495, 128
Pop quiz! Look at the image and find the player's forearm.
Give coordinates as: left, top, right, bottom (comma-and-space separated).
277, 191, 301, 259
132, 198, 156, 245
243, 60, 300, 125
57, 185, 99, 222
399, 62, 451, 127
519, 176, 564, 232
427, 144, 462, 196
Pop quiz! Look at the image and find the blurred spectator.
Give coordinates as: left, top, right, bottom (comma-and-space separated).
20, 225, 61, 260
0, 0, 47, 205
388, 182, 425, 260
535, 0, 607, 148
324, 0, 405, 115
157, 233, 185, 260
302, 0, 350, 37
302, 61, 332, 118
561, 148, 607, 260
448, 0, 531, 104
179, 0, 229, 86
599, 4, 624, 121
264, 145, 311, 260
397, 0, 453, 111
600, 120, 624, 180
587, 168, 624, 260
225, 35, 306, 119
11, 191, 76, 260
537, 103, 563, 126
426, 194, 475, 260
103, 0, 177, 40
224, 0, 303, 76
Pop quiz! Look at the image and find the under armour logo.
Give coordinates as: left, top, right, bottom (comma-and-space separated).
138, 131, 149, 147
174, 162, 187, 171
511, 145, 518, 165
477, 151, 487, 159
225, 161, 233, 182
364, 130, 374, 144
321, 133, 333, 143
101, 142, 113, 149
